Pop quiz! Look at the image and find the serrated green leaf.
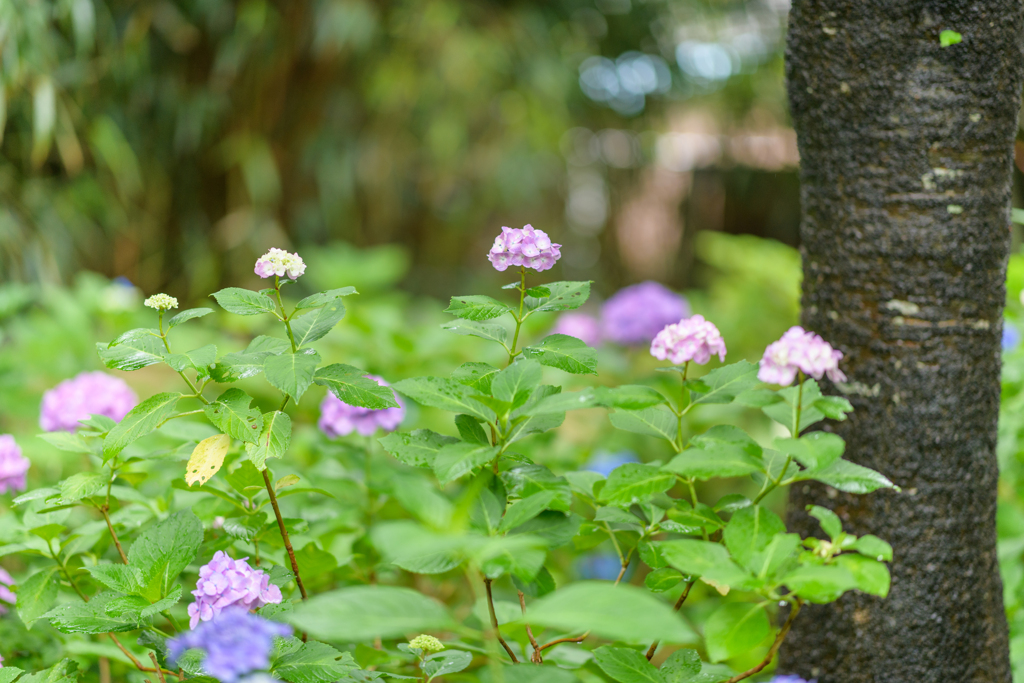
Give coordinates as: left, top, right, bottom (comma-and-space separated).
43, 592, 146, 634
423, 650, 472, 680
609, 406, 678, 443
451, 362, 500, 394
492, 359, 542, 405
498, 491, 557, 533
103, 393, 182, 460
167, 308, 214, 328
433, 442, 499, 485
245, 411, 292, 470
127, 510, 204, 601
600, 464, 675, 507
96, 335, 166, 371
265, 352, 320, 402
502, 465, 572, 512
166, 344, 217, 381
204, 388, 264, 444
445, 295, 512, 321
58, 472, 107, 504
38, 432, 93, 454
290, 299, 347, 347
393, 377, 494, 421
378, 430, 459, 468
17, 566, 60, 626
799, 459, 897, 494
272, 640, 358, 683
722, 505, 785, 571
703, 602, 771, 662
440, 319, 510, 346
87, 564, 142, 595
314, 364, 399, 410
294, 287, 357, 311
525, 281, 592, 313
522, 334, 597, 375
211, 287, 277, 315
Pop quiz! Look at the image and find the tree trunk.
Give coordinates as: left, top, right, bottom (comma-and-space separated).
780, 2, 1024, 682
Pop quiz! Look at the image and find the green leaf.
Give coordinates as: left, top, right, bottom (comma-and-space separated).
294, 287, 357, 311
501, 465, 572, 511
750, 533, 800, 581
0, 668, 24, 683
836, 554, 891, 597
455, 414, 489, 444
645, 567, 684, 593
272, 641, 358, 683
87, 564, 143, 595
444, 295, 512, 321
96, 335, 166, 371
522, 334, 597, 375
774, 432, 845, 471
688, 361, 759, 406
660, 649, 702, 682
245, 411, 292, 470
423, 651, 473, 680
781, 565, 858, 603
313, 364, 399, 410
814, 396, 853, 421
204, 388, 264, 445
211, 287, 277, 315
593, 646, 666, 683
851, 534, 893, 562
283, 586, 453, 642
379, 430, 458, 468
609, 407, 678, 443
703, 602, 771, 663
17, 566, 60, 626
38, 432, 94, 454
393, 377, 494, 421
433, 442, 499, 485
506, 386, 565, 442
211, 351, 271, 382
103, 392, 182, 460
492, 359, 542, 406
526, 581, 695, 644
595, 385, 667, 410
295, 543, 339, 580
762, 379, 825, 435
166, 344, 218, 380
290, 298, 347, 347
807, 505, 842, 539
722, 505, 786, 572
657, 540, 752, 589
451, 362, 500, 394
441, 319, 509, 346
58, 472, 107, 504
127, 510, 203, 601
525, 281, 592, 313
940, 29, 962, 46
600, 464, 675, 507
800, 459, 897, 494
498, 491, 557, 533
265, 352, 320, 402
167, 307, 214, 328
43, 592, 146, 634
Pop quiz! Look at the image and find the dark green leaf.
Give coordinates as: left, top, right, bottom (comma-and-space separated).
522, 334, 597, 375
103, 393, 182, 460
43, 592, 146, 634
128, 510, 204, 601
645, 567, 684, 593
314, 364, 399, 410
703, 602, 771, 663
290, 298, 347, 347
444, 295, 512, 321
501, 465, 572, 511
272, 641, 358, 683
204, 388, 264, 444
455, 414, 489, 445
379, 430, 458, 468
245, 411, 292, 470
167, 308, 214, 328
600, 464, 675, 507
593, 646, 666, 683
265, 352, 320, 402
211, 287, 277, 316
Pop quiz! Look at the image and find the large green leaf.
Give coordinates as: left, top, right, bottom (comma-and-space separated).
501, 465, 572, 511
166, 344, 218, 381
43, 592, 146, 634
491, 359, 542, 405
762, 379, 825, 434
127, 510, 204, 601
686, 361, 760, 406
290, 298, 347, 347
522, 334, 597, 375
722, 505, 786, 571
600, 464, 675, 507
593, 646, 666, 683
272, 641, 358, 683
314, 364, 399, 410
703, 602, 772, 663
432, 442, 499, 485
211, 287, 277, 315
204, 388, 264, 444
294, 287, 357, 311
799, 459, 897, 493
526, 581, 695, 644
835, 554, 890, 597
393, 377, 494, 421
774, 432, 845, 471
444, 295, 512, 321
609, 406, 678, 444
656, 540, 752, 589
441, 319, 509, 346
451, 362, 501, 394
103, 392, 182, 461
167, 307, 214, 328
265, 352, 320, 402
283, 586, 453, 642
422, 651, 473, 680
781, 565, 858, 603
378, 430, 458, 468
17, 566, 60, 626
664, 426, 764, 480
525, 281, 592, 313
57, 472, 107, 504
96, 335, 166, 371
245, 411, 292, 470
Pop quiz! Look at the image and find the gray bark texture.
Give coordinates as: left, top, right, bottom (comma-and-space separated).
780, 2, 1024, 682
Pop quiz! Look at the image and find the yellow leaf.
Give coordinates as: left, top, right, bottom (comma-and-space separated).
275, 474, 300, 491
185, 434, 230, 486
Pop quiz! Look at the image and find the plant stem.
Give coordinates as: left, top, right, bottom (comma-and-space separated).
262, 469, 308, 600
158, 311, 209, 404
645, 578, 696, 660
108, 633, 179, 677
101, 505, 129, 564
507, 266, 527, 364
275, 277, 298, 352
149, 653, 168, 683
483, 577, 518, 663
723, 600, 803, 683
676, 362, 689, 451
518, 590, 543, 663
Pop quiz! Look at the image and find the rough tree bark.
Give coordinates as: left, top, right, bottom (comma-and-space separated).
780, 2, 1024, 682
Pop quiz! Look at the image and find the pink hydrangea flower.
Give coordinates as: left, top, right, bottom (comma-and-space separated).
40, 372, 138, 433
487, 225, 561, 272
0, 436, 28, 496
187, 551, 282, 628
601, 282, 691, 346
758, 326, 846, 386
319, 375, 405, 437
0, 567, 15, 616
551, 313, 602, 347
650, 315, 727, 365
254, 248, 306, 280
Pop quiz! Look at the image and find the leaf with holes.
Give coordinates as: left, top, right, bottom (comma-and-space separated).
245, 412, 292, 471
204, 389, 264, 445
185, 434, 231, 486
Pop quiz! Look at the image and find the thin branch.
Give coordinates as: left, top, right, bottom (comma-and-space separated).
646, 578, 696, 660
262, 470, 308, 600
537, 633, 588, 652
100, 505, 129, 564
723, 600, 803, 683
149, 653, 168, 683
483, 578, 518, 663
518, 590, 543, 664
108, 634, 178, 677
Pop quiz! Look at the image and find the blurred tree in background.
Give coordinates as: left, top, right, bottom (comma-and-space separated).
0, 0, 798, 299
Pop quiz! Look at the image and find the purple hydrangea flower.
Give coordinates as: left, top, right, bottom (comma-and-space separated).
169, 609, 291, 683
487, 225, 561, 272
551, 313, 602, 348
584, 450, 639, 477
0, 567, 15, 616
601, 282, 691, 346
758, 326, 846, 386
254, 248, 306, 280
318, 376, 405, 438
770, 677, 814, 683
39, 372, 138, 433
1004, 321, 1020, 351
0, 436, 28, 495
650, 315, 727, 366
187, 552, 282, 628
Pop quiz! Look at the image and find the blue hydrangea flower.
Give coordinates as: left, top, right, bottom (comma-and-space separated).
1004, 321, 1020, 351
578, 552, 628, 581
584, 451, 639, 477
168, 609, 291, 682
770, 676, 814, 683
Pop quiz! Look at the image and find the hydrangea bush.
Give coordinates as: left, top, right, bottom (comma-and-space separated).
0, 236, 897, 683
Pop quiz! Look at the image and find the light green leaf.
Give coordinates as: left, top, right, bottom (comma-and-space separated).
940, 29, 962, 46
58, 472, 107, 505
807, 505, 843, 540
38, 432, 94, 454
657, 540, 752, 589
593, 646, 666, 683
600, 464, 675, 507
290, 298, 347, 347
393, 377, 494, 421
245, 411, 292, 470
43, 592, 145, 634
451, 362, 501, 394
722, 505, 786, 571
836, 554, 890, 597
294, 287, 357, 311
492, 359, 542, 405
265, 352, 320, 402
522, 334, 597, 375
167, 308, 214, 328
498, 491, 557, 533
703, 602, 771, 662
423, 650, 472, 680
103, 392, 182, 460
851, 534, 893, 562
96, 335, 166, 371
314, 364, 399, 410
272, 640, 358, 683
433, 442, 499, 485
799, 459, 897, 494
525, 281, 592, 313
379, 430, 458, 468
774, 432, 845, 471
127, 510, 203, 602
444, 295, 512, 321
211, 287, 277, 315
87, 564, 142, 595
17, 566, 60, 626
204, 389, 264, 445
645, 567, 684, 593
283, 586, 454, 642
687, 361, 759, 406
441, 319, 509, 346
609, 406, 677, 443
781, 565, 858, 603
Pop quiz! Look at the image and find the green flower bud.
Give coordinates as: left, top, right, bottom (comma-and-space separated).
144, 293, 179, 311
408, 634, 444, 654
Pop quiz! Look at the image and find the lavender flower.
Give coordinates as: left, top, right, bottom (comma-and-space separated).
650, 315, 727, 366
0, 436, 28, 495
551, 313, 602, 347
39, 372, 138, 433
601, 282, 691, 346
487, 225, 561, 272
0, 567, 15, 616
169, 609, 291, 682
770, 677, 814, 683
318, 376, 405, 437
254, 248, 306, 280
758, 326, 846, 386
187, 551, 282, 628
1004, 321, 1020, 351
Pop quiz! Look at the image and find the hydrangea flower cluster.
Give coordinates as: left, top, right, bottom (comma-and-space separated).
408, 635, 445, 654
758, 326, 846, 386
584, 450, 639, 477
254, 248, 306, 280
318, 376, 405, 437
487, 225, 561, 272
551, 312, 602, 348
1004, 321, 1020, 351
0, 567, 15, 616
188, 551, 282, 628
169, 609, 291, 682
39, 372, 138, 433
650, 315, 727, 365
0, 436, 29, 495
144, 293, 178, 310
770, 677, 814, 683
601, 281, 691, 346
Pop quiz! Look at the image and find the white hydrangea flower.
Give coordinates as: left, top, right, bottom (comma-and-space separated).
254, 248, 306, 280
144, 293, 178, 310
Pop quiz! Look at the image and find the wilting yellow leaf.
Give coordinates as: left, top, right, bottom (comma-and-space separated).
275, 474, 300, 491
185, 433, 230, 486
701, 577, 730, 596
